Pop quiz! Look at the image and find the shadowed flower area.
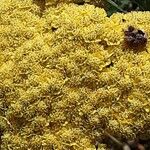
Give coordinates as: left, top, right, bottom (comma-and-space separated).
0, 0, 150, 150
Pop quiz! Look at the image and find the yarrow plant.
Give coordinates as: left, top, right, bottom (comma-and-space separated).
0, 0, 150, 150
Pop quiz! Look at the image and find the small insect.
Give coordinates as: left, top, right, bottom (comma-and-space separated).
51, 27, 57, 32
124, 26, 147, 51
122, 19, 126, 22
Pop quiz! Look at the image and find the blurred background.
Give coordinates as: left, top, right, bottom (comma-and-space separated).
105, 0, 150, 16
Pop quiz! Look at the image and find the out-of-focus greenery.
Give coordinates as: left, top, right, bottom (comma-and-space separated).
106, 0, 150, 16
35, 0, 150, 16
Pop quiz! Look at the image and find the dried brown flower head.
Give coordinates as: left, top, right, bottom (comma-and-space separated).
124, 26, 147, 50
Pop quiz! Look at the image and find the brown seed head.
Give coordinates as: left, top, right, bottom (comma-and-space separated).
124, 26, 147, 51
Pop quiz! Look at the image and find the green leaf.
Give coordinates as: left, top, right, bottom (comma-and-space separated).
107, 0, 125, 12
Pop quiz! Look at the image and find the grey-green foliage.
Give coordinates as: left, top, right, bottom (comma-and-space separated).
106, 0, 150, 16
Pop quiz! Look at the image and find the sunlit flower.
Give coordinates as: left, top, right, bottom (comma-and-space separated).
0, 1, 150, 150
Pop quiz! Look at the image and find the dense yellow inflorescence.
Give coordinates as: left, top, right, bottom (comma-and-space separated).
0, 0, 150, 149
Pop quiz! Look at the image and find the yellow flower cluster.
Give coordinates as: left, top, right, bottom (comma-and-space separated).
0, 0, 150, 149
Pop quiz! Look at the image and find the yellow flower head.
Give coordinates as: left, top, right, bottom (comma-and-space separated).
0, 1, 150, 150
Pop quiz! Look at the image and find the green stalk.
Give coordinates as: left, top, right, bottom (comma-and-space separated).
107, 0, 126, 12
